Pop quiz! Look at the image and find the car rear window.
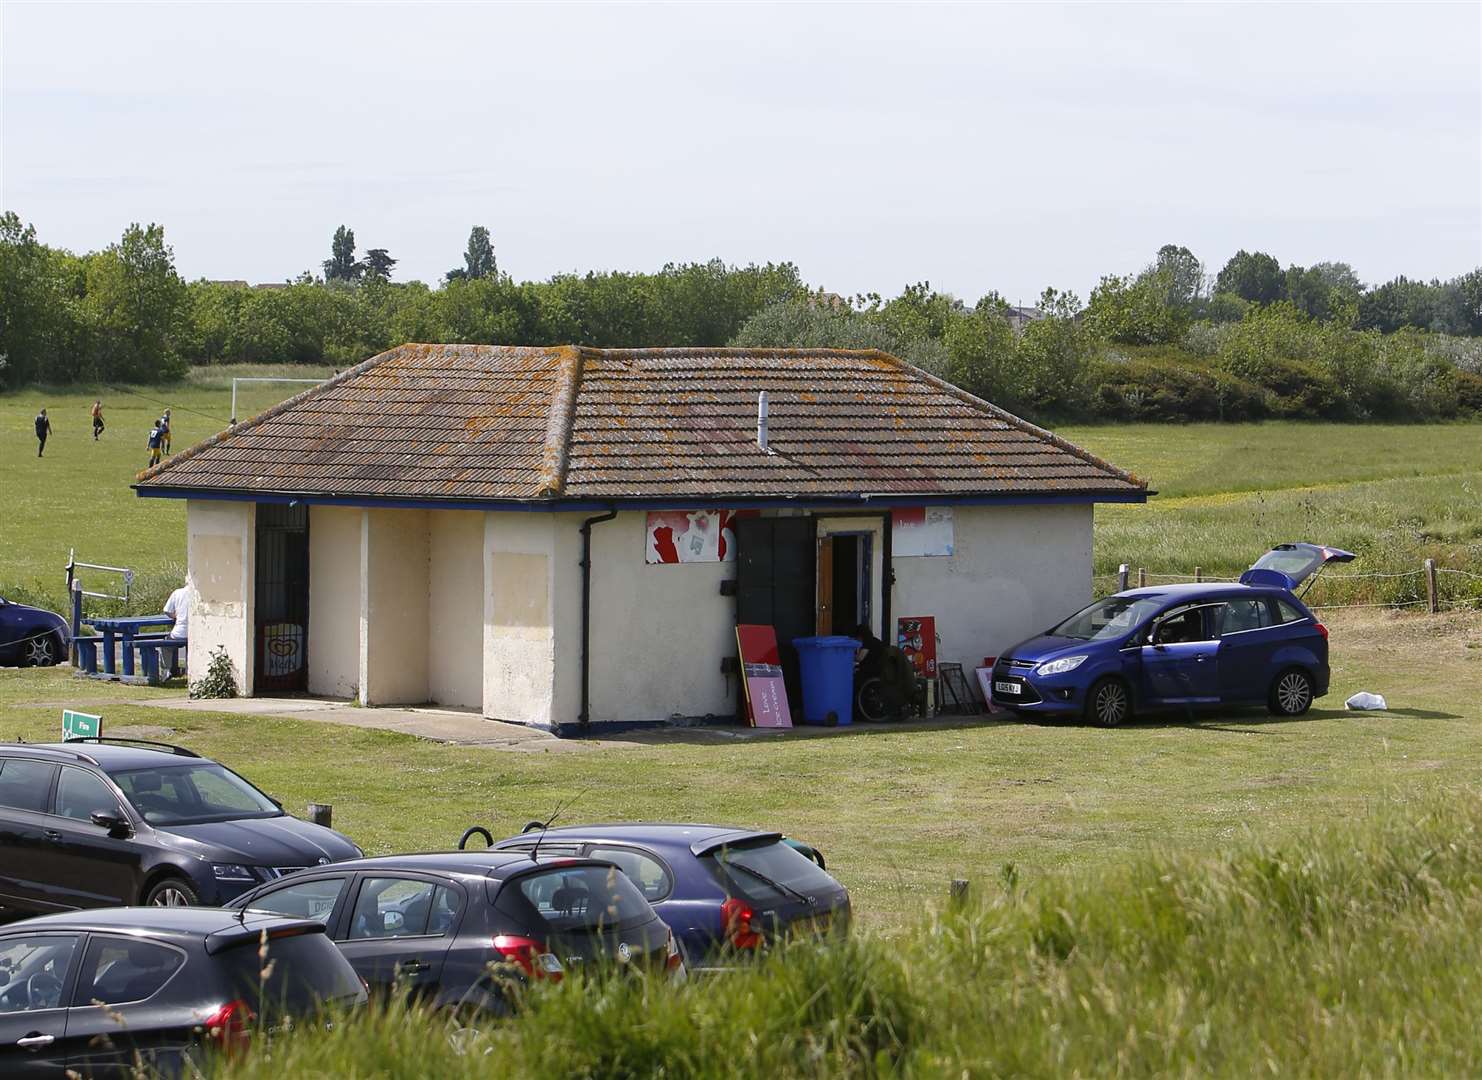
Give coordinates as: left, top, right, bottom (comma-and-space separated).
109, 763, 280, 825
221, 931, 364, 1014
1276, 599, 1309, 624
708, 839, 839, 904
503, 864, 654, 934
0, 759, 58, 813
75, 936, 184, 1006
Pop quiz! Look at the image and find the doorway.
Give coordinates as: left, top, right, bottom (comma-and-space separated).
254, 503, 309, 693
817, 532, 872, 636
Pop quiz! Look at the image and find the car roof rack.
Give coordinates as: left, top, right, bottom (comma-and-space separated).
3, 742, 103, 767
63, 737, 201, 758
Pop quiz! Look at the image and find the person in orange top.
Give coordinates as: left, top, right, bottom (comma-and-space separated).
91, 399, 105, 440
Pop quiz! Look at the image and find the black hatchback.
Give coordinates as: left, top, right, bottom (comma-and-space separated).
0, 739, 361, 912
229, 851, 682, 1014
0, 907, 366, 1078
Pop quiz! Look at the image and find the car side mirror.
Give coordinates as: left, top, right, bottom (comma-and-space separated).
90, 810, 130, 837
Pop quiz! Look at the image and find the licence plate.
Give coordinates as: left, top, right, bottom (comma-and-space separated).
994, 680, 1020, 695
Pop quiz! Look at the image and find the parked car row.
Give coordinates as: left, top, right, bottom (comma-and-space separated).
0, 737, 851, 1076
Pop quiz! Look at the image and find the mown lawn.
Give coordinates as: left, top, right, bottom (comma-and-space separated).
2, 608, 1478, 933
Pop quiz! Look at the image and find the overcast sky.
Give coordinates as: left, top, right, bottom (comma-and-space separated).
2, 2, 1478, 304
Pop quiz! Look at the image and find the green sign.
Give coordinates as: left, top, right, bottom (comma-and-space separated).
62, 710, 101, 741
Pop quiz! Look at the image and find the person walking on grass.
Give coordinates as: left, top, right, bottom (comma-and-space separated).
34, 408, 51, 457
91, 399, 105, 440
159, 408, 172, 454
147, 420, 164, 466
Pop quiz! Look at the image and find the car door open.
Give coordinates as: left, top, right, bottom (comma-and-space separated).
1140, 605, 1221, 703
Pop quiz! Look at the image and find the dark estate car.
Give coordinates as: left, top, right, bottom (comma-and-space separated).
229, 851, 681, 1014
990, 544, 1352, 727
491, 825, 852, 971
0, 907, 366, 1078
0, 598, 69, 668
0, 739, 361, 912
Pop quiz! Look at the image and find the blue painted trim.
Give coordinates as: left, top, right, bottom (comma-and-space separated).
133, 486, 1149, 511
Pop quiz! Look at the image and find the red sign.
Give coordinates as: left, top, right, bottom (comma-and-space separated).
736, 624, 792, 729
897, 616, 937, 678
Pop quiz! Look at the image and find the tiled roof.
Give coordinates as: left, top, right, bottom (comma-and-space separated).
136, 344, 1144, 503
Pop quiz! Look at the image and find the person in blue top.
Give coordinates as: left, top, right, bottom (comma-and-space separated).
147, 421, 164, 466
158, 409, 172, 454
34, 409, 51, 457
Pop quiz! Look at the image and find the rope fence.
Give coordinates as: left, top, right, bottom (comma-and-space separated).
1093, 557, 1482, 614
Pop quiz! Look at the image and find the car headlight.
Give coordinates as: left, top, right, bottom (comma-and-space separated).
212, 863, 257, 882
1036, 655, 1088, 676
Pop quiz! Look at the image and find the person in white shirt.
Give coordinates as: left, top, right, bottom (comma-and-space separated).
163, 578, 191, 676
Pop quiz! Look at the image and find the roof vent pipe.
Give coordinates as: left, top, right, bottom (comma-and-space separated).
756, 391, 769, 452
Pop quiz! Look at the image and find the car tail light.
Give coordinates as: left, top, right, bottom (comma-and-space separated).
492, 935, 564, 982
1314, 622, 1329, 640
203, 999, 254, 1055
721, 898, 761, 950
665, 929, 684, 974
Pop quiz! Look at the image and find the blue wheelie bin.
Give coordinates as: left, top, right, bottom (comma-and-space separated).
791, 635, 859, 726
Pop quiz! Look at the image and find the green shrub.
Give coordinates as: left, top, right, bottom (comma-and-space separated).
1089, 357, 1265, 421
190, 645, 237, 699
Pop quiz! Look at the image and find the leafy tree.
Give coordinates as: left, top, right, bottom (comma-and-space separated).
1012, 287, 1094, 414
362, 248, 397, 282
463, 226, 496, 281
1085, 272, 1187, 345
83, 223, 187, 382
323, 225, 358, 282
1215, 250, 1285, 305
1152, 244, 1204, 310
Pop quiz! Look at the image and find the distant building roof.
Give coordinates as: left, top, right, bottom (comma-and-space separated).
135, 344, 1144, 506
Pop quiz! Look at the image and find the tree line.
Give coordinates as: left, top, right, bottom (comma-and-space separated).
1, 212, 1478, 422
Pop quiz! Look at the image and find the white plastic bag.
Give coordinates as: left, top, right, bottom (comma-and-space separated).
1345, 692, 1388, 711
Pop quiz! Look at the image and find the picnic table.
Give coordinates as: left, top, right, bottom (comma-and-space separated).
84, 615, 178, 678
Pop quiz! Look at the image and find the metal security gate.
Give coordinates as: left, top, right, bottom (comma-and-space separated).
254, 503, 309, 693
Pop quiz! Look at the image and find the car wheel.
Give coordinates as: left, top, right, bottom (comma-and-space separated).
1086, 678, 1131, 728
22, 633, 59, 667
144, 876, 200, 907
1269, 668, 1314, 716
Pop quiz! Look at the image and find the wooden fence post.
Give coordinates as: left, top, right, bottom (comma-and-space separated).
1137, 567, 1147, 588
1425, 558, 1438, 613
1117, 564, 1129, 592
308, 803, 333, 828
950, 879, 970, 905
1193, 566, 1202, 583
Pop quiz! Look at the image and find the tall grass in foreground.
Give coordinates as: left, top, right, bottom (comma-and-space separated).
212, 792, 1482, 1078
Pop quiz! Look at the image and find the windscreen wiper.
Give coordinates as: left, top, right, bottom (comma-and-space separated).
723, 859, 814, 907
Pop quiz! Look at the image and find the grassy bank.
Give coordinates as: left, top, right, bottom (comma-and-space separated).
1060, 422, 1482, 608
205, 790, 1482, 1077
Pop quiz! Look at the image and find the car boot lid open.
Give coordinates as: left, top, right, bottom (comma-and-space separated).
1240, 543, 1356, 591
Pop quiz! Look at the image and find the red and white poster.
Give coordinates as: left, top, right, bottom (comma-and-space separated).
891, 507, 954, 557
646, 510, 751, 564
736, 624, 792, 729
897, 616, 937, 678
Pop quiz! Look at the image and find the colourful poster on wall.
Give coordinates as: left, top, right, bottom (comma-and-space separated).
736, 624, 793, 729
897, 616, 937, 678
891, 507, 954, 557
646, 510, 752, 564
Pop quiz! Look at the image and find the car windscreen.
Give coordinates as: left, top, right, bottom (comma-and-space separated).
504, 864, 655, 935
109, 763, 281, 826
707, 839, 840, 905
1050, 596, 1164, 642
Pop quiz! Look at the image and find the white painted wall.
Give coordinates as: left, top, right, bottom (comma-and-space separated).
307, 506, 361, 699
185, 500, 254, 693
576, 511, 735, 726
892, 504, 1094, 670
360, 509, 430, 705
483, 513, 558, 725
428, 510, 485, 708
